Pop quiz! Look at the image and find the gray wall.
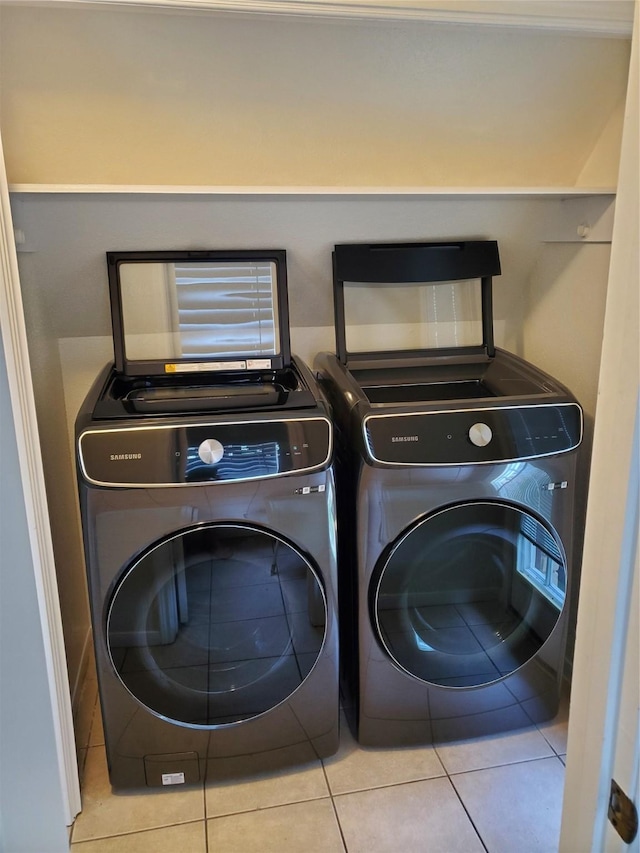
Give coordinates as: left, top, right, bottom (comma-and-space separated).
0, 329, 69, 853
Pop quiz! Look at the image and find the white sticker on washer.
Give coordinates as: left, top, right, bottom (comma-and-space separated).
161, 772, 186, 786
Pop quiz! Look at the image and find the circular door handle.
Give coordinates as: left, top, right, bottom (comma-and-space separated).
468, 423, 493, 447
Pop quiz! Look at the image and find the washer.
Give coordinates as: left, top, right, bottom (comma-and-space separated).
316, 240, 582, 746
76, 251, 339, 788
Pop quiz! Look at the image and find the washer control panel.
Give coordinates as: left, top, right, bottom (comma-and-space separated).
79, 416, 332, 487
364, 403, 582, 465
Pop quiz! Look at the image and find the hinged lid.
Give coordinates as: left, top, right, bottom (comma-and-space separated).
107, 249, 291, 377
332, 241, 501, 367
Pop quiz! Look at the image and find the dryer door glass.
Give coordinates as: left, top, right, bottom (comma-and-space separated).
372, 501, 567, 687
107, 524, 327, 726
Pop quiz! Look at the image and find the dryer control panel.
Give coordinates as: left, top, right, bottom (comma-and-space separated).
78, 416, 332, 487
364, 403, 582, 465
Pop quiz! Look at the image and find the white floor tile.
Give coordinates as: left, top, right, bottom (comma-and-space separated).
205, 757, 329, 817
323, 716, 445, 795
72, 746, 205, 843
334, 777, 485, 853
435, 724, 554, 775
71, 820, 207, 852
207, 799, 345, 852
70, 703, 571, 852
451, 756, 565, 853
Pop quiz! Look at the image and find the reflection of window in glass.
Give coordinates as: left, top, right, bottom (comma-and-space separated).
516, 518, 565, 609
174, 262, 277, 358
119, 261, 279, 361
343, 278, 483, 353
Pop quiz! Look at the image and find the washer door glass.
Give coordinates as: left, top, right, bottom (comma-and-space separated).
372, 501, 566, 687
107, 524, 327, 726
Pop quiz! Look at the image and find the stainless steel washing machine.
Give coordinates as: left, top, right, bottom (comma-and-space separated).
76, 250, 339, 788
316, 240, 582, 746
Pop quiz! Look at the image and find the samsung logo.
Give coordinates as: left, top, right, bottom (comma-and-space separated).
110, 453, 142, 461
391, 436, 419, 443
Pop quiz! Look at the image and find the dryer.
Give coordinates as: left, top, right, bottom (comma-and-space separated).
76, 250, 339, 788
316, 240, 582, 746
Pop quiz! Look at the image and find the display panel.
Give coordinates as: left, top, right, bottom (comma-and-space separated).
364, 404, 583, 465
78, 417, 332, 487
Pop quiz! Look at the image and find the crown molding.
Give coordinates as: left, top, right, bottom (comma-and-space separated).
0, 0, 634, 37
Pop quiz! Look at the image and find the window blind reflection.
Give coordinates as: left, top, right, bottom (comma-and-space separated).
119, 261, 280, 361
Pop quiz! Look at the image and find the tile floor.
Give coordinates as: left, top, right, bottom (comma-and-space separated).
71, 664, 569, 853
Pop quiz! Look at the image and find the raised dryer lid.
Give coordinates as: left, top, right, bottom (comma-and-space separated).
332, 240, 501, 368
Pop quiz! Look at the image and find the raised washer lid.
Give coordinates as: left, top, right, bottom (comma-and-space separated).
107, 249, 291, 377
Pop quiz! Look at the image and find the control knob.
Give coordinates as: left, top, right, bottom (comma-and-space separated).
198, 438, 224, 464
468, 423, 493, 447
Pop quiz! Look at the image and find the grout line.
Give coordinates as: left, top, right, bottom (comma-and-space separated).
537, 728, 568, 756
328, 798, 349, 853
449, 778, 489, 853
534, 706, 570, 756
328, 769, 449, 799
322, 762, 349, 852
202, 778, 208, 852
445, 752, 565, 777
203, 792, 334, 822
448, 775, 491, 853
204, 801, 211, 853
70, 819, 207, 847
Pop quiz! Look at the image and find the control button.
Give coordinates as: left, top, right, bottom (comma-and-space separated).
469, 423, 493, 447
198, 438, 224, 465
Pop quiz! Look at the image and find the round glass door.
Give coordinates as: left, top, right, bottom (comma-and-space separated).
371, 501, 567, 688
107, 524, 327, 726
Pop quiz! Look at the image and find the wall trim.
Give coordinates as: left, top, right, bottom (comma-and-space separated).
8, 184, 617, 198
0, 136, 81, 823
